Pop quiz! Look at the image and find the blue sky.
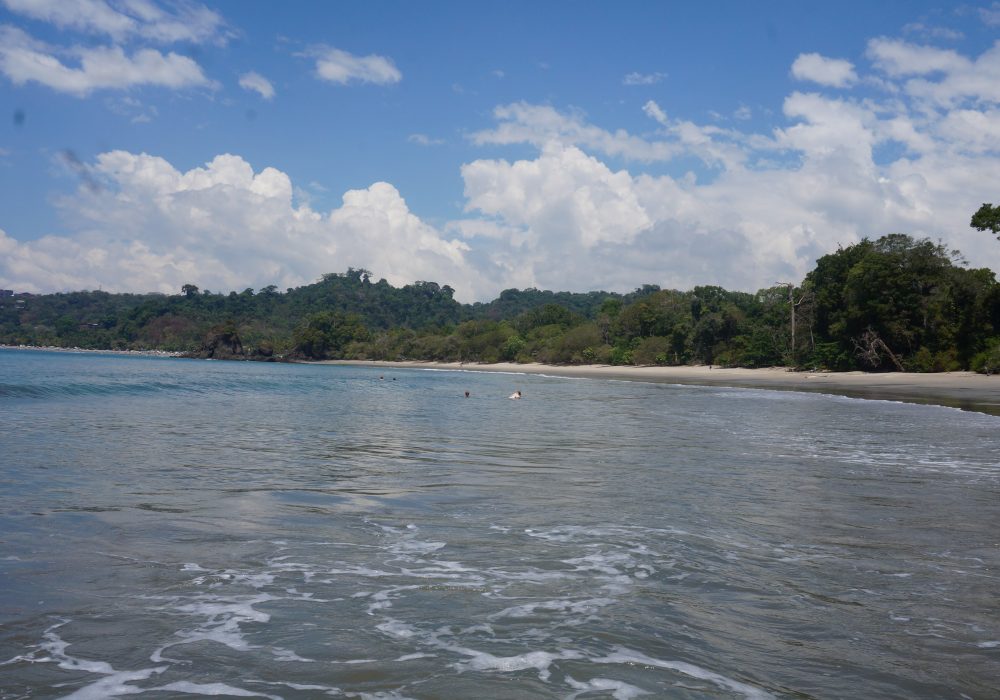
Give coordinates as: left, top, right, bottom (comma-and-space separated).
2, 1, 1000, 301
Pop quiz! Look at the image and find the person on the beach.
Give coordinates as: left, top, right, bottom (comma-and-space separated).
509, 390, 522, 399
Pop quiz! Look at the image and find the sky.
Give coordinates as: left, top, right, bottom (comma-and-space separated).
1, 1, 1000, 302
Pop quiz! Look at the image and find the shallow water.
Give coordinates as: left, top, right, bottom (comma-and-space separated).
1, 349, 998, 699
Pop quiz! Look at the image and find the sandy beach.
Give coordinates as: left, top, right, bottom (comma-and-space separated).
322, 360, 1000, 416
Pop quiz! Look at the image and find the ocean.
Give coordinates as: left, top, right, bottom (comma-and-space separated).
1, 348, 998, 699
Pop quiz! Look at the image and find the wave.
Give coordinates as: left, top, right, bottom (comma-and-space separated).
0, 379, 203, 399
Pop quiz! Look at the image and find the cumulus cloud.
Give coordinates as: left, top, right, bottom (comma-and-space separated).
4, 31, 1000, 302
453, 38, 1000, 296
791, 53, 857, 87
0, 152, 479, 299
453, 109, 1000, 295
239, 71, 274, 99
310, 46, 401, 85
0, 25, 214, 95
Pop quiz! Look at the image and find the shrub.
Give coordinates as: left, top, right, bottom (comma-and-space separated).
970, 339, 1000, 375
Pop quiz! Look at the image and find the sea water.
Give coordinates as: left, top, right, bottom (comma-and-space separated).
0, 348, 998, 699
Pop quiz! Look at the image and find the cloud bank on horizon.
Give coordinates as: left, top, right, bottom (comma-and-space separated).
1, 1, 999, 302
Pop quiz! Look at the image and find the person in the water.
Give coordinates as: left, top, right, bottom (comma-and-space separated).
509, 390, 522, 399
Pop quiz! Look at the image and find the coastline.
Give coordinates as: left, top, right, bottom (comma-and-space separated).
320, 360, 1000, 416
5, 345, 997, 415
0, 344, 183, 357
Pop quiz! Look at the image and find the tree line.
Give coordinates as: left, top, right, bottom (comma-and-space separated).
3, 232, 999, 373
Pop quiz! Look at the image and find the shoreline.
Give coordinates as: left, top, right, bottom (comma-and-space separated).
5, 345, 998, 415
320, 360, 1000, 416
0, 344, 183, 357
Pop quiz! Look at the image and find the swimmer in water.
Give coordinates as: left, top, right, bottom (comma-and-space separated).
509, 390, 522, 399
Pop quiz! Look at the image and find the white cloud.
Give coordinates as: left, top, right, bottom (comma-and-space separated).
408, 133, 444, 146
472, 101, 758, 173
310, 46, 401, 85
1, 0, 229, 45
239, 71, 274, 99
642, 100, 668, 126
866, 37, 967, 77
453, 66, 1000, 296
623, 71, 666, 86
0, 25, 214, 96
462, 143, 652, 250
2, 0, 135, 38
0, 152, 479, 299
791, 53, 857, 87
867, 38, 1000, 107
4, 32, 1000, 302
980, 2, 1000, 27
936, 109, 1000, 154
902, 22, 964, 41
470, 102, 682, 162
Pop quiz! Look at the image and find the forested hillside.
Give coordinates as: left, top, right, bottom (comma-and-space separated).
3, 235, 1000, 372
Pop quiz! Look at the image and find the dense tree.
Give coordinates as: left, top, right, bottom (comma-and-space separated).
971, 203, 1000, 239
3, 236, 998, 372
805, 234, 997, 371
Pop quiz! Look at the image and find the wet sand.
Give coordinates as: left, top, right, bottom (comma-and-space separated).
323, 360, 1000, 416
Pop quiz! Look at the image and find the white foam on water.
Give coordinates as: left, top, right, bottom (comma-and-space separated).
55, 667, 166, 699
596, 646, 775, 700
389, 539, 446, 556
450, 646, 585, 681
376, 618, 421, 639
355, 690, 418, 700
28, 622, 168, 700
977, 641, 999, 648
271, 647, 315, 662
151, 593, 277, 661
565, 674, 651, 699
225, 571, 276, 588
365, 585, 421, 615
487, 597, 617, 622
266, 681, 342, 694
398, 562, 485, 583
321, 565, 398, 579
149, 681, 281, 698
486, 567, 571, 585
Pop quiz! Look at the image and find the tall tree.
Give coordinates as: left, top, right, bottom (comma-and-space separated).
971, 203, 1000, 239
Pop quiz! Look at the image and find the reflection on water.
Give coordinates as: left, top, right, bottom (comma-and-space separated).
0, 349, 998, 699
